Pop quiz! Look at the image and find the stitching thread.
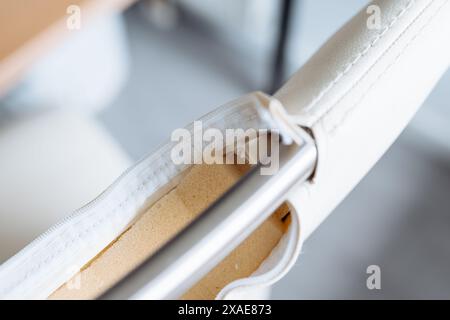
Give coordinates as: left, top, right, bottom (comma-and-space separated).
2, 163, 172, 293
1, 113, 261, 295
329, 0, 445, 134
303, 0, 415, 113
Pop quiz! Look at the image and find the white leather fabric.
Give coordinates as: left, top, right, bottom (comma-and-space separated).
223, 0, 450, 298
0, 94, 282, 299
1, 0, 449, 300
275, 0, 450, 240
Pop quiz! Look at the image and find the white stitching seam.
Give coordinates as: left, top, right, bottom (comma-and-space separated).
1, 162, 175, 294
1, 113, 261, 296
303, 0, 415, 113
328, 0, 446, 134
306, 0, 433, 129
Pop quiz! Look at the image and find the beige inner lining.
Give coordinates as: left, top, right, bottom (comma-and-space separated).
49, 163, 290, 300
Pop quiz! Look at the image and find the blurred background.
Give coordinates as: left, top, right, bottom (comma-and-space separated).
0, 0, 449, 299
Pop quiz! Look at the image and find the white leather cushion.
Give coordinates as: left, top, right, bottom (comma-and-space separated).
276, 0, 450, 239
0, 111, 130, 263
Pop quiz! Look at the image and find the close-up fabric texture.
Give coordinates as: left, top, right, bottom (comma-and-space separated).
0, 0, 449, 302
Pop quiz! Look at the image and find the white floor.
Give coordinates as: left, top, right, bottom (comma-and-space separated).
100, 7, 450, 299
